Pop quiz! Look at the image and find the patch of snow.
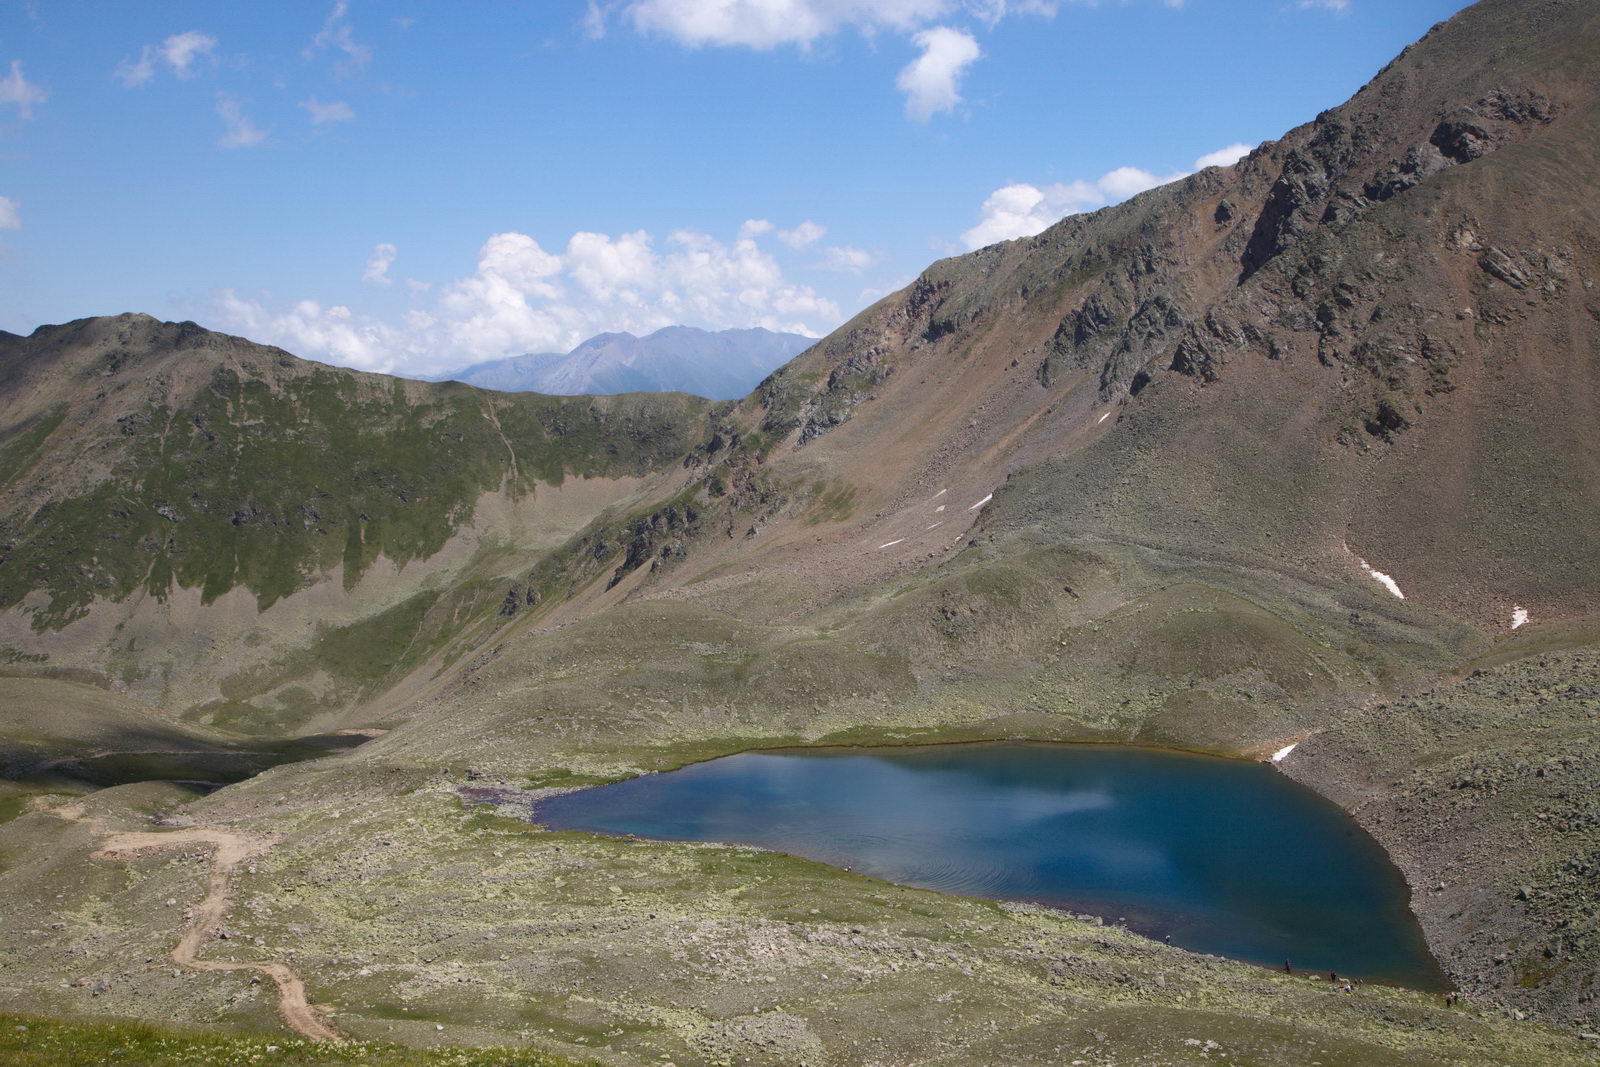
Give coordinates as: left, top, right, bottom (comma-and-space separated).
1512, 606, 1529, 629
1271, 743, 1297, 763
926, 522, 943, 530
934, 505, 945, 513
969, 493, 993, 511
932, 488, 947, 498
878, 538, 905, 549
1357, 558, 1405, 599
1097, 412, 1110, 425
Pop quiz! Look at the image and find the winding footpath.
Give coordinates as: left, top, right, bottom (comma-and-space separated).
41, 799, 344, 1043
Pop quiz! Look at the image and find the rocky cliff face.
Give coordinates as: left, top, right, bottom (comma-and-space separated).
607, 0, 1600, 639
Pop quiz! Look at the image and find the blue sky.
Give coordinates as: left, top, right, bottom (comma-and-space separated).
0, 0, 1468, 376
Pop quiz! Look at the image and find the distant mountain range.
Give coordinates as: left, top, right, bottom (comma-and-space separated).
440, 325, 815, 400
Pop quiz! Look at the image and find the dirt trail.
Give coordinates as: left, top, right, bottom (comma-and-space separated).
42, 799, 344, 1043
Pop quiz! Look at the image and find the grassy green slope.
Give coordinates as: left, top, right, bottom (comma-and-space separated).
0, 315, 709, 630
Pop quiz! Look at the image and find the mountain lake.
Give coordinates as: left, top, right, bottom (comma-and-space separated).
535, 742, 1444, 988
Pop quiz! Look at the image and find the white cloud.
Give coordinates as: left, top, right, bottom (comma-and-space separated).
213, 225, 841, 375
114, 48, 156, 88
961, 141, 1257, 248
218, 293, 400, 372
162, 31, 216, 76
739, 218, 774, 239
0, 196, 19, 231
1298, 0, 1349, 10
966, 0, 1059, 24
626, 0, 951, 49
565, 229, 657, 301
778, 220, 826, 249
583, 0, 611, 39
0, 60, 46, 119
621, 2, 1073, 120
215, 94, 266, 148
116, 31, 217, 86
1194, 141, 1253, 169
301, 97, 355, 124
961, 180, 1101, 248
305, 1, 373, 72
1097, 164, 1181, 200
897, 26, 979, 122
819, 245, 877, 273
362, 242, 397, 285
623, 0, 1060, 48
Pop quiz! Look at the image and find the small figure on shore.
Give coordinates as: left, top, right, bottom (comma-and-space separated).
1329, 970, 1338, 984
1283, 960, 1292, 974
1341, 982, 1354, 993
1445, 992, 1460, 1008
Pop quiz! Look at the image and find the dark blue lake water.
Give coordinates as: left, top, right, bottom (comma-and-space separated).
536, 742, 1443, 988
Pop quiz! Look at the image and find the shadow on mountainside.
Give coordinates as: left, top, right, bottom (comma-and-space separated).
0, 726, 373, 791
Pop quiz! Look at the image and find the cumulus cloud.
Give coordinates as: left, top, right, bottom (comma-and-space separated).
301, 97, 355, 124
1299, 0, 1349, 10
214, 226, 841, 375
778, 220, 826, 249
0, 60, 47, 118
1194, 141, 1253, 169
116, 31, 216, 86
961, 181, 1100, 249
215, 94, 266, 148
305, 1, 372, 72
163, 31, 216, 76
0, 196, 19, 231
1096, 164, 1181, 200
619, 1, 1068, 119
218, 293, 400, 371
362, 243, 397, 285
819, 245, 877, 273
961, 141, 1256, 248
738, 218, 774, 239
897, 26, 979, 121
625, 0, 951, 49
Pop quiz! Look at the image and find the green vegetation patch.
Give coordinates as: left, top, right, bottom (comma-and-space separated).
0, 403, 68, 484
0, 364, 708, 629
0, 1013, 590, 1067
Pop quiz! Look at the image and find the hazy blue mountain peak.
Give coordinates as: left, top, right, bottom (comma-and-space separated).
443, 325, 814, 400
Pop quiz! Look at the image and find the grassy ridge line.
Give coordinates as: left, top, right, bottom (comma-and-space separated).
0, 1013, 592, 1066
0, 320, 712, 630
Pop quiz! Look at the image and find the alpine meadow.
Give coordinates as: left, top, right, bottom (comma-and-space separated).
2, 1, 1600, 1064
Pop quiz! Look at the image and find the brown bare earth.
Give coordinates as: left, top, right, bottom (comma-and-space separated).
40, 798, 342, 1044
